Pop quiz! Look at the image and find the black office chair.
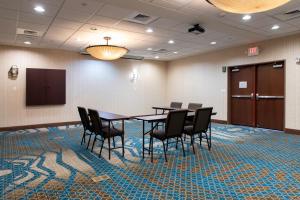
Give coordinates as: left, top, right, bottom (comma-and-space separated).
170, 102, 183, 109
88, 109, 124, 160
185, 103, 203, 126
77, 107, 94, 147
184, 107, 213, 153
156, 102, 183, 130
188, 103, 202, 110
150, 110, 187, 162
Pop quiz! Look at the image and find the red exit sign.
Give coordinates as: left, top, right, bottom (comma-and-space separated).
248, 47, 259, 56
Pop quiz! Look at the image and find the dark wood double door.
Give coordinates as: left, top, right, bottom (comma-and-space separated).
229, 61, 284, 130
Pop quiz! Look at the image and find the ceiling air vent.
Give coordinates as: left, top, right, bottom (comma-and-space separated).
121, 55, 144, 60
273, 9, 300, 21
124, 12, 158, 25
16, 28, 43, 37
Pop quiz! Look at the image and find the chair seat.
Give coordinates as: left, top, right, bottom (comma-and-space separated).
101, 127, 123, 138
150, 130, 167, 140
102, 121, 109, 127
185, 120, 193, 126
184, 125, 194, 135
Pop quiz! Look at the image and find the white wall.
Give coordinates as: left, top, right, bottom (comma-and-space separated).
167, 33, 300, 130
2, 33, 300, 130
0, 45, 167, 127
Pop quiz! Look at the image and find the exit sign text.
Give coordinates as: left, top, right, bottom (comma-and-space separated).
248, 47, 259, 56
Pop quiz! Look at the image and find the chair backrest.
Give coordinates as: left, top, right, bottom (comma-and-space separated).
165, 110, 188, 138
193, 107, 213, 133
77, 106, 91, 130
170, 102, 183, 109
188, 103, 202, 110
88, 109, 103, 136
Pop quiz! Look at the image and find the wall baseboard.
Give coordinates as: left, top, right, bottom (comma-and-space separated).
211, 119, 228, 124
285, 128, 300, 135
0, 121, 81, 132
2, 120, 298, 136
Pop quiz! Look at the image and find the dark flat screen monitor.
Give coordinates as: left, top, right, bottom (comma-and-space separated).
26, 68, 66, 106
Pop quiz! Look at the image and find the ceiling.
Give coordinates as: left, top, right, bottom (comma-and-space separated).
0, 0, 300, 61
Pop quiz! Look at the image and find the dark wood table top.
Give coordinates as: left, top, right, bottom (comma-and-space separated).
135, 112, 217, 122
152, 106, 196, 112
152, 106, 177, 110
135, 114, 167, 122
98, 111, 130, 121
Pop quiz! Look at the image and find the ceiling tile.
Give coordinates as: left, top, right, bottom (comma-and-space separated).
19, 11, 53, 25
88, 15, 120, 27
57, 8, 92, 23
151, 0, 191, 10
43, 26, 75, 42
52, 18, 83, 30
0, 18, 17, 34
97, 4, 135, 19
258, 23, 298, 36
0, 33, 16, 44
0, 0, 20, 10
62, 0, 104, 14
265, 0, 300, 16
20, 0, 62, 17
0, 7, 18, 20
286, 17, 300, 26
150, 18, 180, 29
18, 21, 49, 32
0, 0, 299, 60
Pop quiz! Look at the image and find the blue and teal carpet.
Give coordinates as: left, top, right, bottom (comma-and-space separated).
0, 121, 299, 199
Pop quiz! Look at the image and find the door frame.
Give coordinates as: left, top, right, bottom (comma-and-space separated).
227, 60, 286, 129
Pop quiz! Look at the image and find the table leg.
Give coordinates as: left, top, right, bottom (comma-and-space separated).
209, 117, 212, 150
150, 122, 153, 154
108, 121, 111, 160
122, 119, 125, 157
142, 120, 145, 159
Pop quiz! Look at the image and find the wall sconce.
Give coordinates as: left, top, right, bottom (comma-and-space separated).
8, 65, 19, 80
296, 57, 300, 65
129, 69, 139, 83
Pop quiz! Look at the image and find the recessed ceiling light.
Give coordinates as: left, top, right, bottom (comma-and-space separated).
271, 25, 280, 30
147, 48, 152, 51
90, 27, 97, 31
210, 41, 217, 45
242, 15, 252, 21
155, 56, 160, 59
168, 40, 175, 44
146, 28, 153, 33
173, 51, 178, 54
34, 5, 45, 13
24, 41, 31, 45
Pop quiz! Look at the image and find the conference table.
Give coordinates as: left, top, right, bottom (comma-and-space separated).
135, 111, 217, 158
98, 111, 130, 129
152, 106, 178, 115
97, 111, 130, 159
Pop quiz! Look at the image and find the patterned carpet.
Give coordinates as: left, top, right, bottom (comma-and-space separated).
0, 121, 299, 200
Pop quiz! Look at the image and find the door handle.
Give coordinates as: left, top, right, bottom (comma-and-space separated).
232, 95, 252, 98
256, 95, 284, 99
